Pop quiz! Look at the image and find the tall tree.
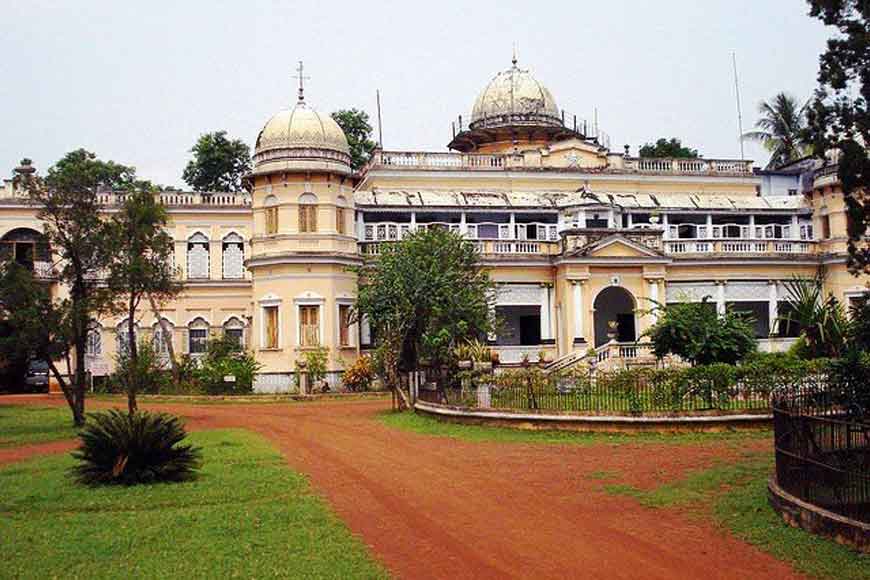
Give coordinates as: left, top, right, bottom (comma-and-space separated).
105, 189, 181, 414
353, 229, 494, 407
805, 0, 869, 275
15, 151, 136, 425
743, 93, 810, 169
638, 138, 699, 158
331, 109, 377, 171
182, 131, 251, 192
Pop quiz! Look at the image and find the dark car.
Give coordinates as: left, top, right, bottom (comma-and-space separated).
24, 360, 50, 392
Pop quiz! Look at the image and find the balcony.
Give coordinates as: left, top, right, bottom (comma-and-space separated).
621, 157, 754, 175
664, 239, 816, 256
360, 239, 558, 258
95, 192, 251, 208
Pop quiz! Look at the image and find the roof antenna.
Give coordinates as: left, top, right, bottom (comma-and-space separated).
376, 89, 384, 148
293, 60, 310, 104
512, 42, 518, 67
732, 52, 745, 160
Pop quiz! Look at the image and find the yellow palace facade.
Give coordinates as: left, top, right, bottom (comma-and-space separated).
1, 60, 867, 391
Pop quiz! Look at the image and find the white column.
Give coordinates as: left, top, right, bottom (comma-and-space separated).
360, 315, 371, 346
768, 281, 778, 335
791, 215, 799, 239
410, 211, 416, 231
487, 300, 497, 342
627, 213, 634, 228
577, 209, 586, 228
607, 208, 615, 228
716, 281, 726, 317
748, 215, 755, 238
572, 280, 585, 341
648, 278, 660, 322
661, 213, 669, 239
706, 214, 714, 238
540, 284, 552, 342
460, 212, 467, 236
509, 212, 516, 238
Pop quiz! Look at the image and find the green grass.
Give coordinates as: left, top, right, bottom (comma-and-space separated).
0, 404, 79, 447
380, 410, 771, 446
0, 429, 387, 579
602, 453, 869, 579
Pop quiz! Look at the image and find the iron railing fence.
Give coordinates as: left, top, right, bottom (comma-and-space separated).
418, 372, 778, 415
772, 384, 870, 523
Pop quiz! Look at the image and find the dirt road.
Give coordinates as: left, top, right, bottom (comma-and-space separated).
1, 396, 799, 579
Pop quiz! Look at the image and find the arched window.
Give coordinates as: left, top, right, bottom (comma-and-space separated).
335, 195, 348, 235
115, 319, 138, 356
85, 322, 102, 357
152, 320, 174, 355
223, 316, 245, 347
264, 195, 279, 235
187, 232, 210, 279
188, 317, 210, 354
222, 232, 244, 279
298, 193, 318, 233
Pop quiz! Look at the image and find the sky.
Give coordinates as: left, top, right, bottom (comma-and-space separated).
0, 0, 832, 188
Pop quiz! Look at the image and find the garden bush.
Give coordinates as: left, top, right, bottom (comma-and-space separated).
105, 340, 172, 395
71, 409, 201, 486
342, 356, 375, 392
195, 336, 260, 395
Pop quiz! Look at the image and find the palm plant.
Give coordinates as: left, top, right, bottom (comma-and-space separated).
743, 93, 810, 169
778, 274, 848, 358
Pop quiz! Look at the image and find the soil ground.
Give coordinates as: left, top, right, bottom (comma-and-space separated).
0, 395, 802, 580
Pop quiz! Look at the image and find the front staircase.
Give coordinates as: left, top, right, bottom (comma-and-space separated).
543, 340, 657, 374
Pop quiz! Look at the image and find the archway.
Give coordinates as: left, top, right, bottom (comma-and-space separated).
593, 286, 636, 346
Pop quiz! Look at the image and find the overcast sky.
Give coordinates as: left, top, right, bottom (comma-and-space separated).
0, 0, 831, 188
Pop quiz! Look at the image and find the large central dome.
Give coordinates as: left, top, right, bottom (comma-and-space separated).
469, 59, 561, 130
253, 92, 352, 176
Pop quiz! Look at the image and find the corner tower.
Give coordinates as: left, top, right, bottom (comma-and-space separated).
247, 65, 360, 386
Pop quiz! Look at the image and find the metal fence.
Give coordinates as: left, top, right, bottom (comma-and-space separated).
418, 372, 774, 415
772, 385, 870, 523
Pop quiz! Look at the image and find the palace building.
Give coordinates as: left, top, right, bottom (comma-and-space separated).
1, 58, 867, 391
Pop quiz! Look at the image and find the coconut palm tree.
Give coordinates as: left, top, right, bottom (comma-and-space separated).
743, 93, 810, 169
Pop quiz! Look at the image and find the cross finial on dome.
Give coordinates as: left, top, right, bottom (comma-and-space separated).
511, 43, 518, 67
293, 61, 310, 104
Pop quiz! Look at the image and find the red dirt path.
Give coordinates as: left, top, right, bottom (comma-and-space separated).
1, 395, 801, 579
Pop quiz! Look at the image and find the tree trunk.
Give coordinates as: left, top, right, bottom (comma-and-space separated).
149, 293, 178, 384
70, 274, 88, 427
47, 360, 83, 426
127, 293, 138, 415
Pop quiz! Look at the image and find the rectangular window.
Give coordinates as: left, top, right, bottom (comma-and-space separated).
820, 215, 831, 239
339, 304, 351, 347
299, 305, 320, 347
189, 329, 208, 354
264, 306, 279, 349
299, 206, 317, 233
265, 207, 279, 235
336, 207, 346, 234
225, 328, 243, 346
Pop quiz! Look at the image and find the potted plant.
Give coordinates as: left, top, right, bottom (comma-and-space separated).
607, 320, 619, 342
538, 349, 552, 367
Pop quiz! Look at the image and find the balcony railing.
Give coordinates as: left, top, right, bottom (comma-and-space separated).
363, 150, 755, 176
664, 239, 815, 255
95, 192, 251, 207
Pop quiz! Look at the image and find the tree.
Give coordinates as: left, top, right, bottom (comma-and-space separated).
0, 263, 73, 408
638, 138, 699, 158
15, 151, 136, 426
804, 0, 870, 275
743, 92, 810, 169
353, 229, 494, 407
644, 298, 757, 365
779, 274, 848, 358
331, 109, 377, 171
182, 131, 251, 193
105, 189, 181, 414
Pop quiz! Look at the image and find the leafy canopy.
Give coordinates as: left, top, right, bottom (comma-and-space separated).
331, 109, 377, 171
182, 131, 251, 192
638, 138, 699, 159
743, 92, 810, 169
804, 0, 870, 275
645, 298, 757, 365
353, 228, 494, 373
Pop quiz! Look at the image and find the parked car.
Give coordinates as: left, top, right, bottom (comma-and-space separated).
24, 360, 50, 392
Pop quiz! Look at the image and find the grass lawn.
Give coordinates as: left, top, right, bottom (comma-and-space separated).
600, 453, 869, 579
379, 410, 771, 446
0, 429, 387, 579
0, 404, 79, 447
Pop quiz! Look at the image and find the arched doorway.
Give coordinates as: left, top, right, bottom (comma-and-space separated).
0, 228, 50, 269
593, 286, 636, 346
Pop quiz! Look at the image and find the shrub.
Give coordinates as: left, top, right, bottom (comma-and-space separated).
297, 347, 329, 392
71, 410, 201, 486
342, 356, 375, 392
107, 340, 171, 395
195, 336, 260, 395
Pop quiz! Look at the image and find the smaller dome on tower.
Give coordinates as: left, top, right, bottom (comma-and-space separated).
253, 85, 352, 176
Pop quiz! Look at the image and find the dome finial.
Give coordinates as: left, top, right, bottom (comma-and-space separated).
511, 43, 518, 67
293, 60, 310, 104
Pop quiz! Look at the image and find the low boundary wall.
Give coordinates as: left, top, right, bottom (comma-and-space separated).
413, 401, 771, 433
768, 476, 869, 553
